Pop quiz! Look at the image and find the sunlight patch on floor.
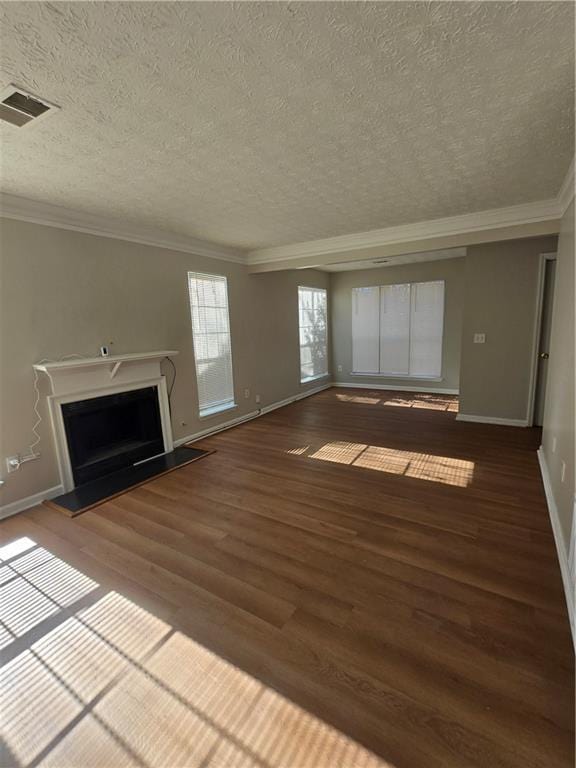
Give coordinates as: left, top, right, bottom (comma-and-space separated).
0, 543, 99, 647
381, 396, 459, 412
335, 393, 382, 405
286, 445, 310, 456
0, 537, 37, 560
0, 537, 395, 768
288, 442, 474, 487
335, 392, 459, 412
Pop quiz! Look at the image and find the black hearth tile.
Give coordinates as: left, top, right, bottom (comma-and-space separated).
47, 446, 211, 515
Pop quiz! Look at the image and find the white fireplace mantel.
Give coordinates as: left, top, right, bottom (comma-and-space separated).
34, 350, 178, 397
35, 350, 179, 492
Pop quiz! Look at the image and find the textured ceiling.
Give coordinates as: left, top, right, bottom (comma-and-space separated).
0, 1, 574, 250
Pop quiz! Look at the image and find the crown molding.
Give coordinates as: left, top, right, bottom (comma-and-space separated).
0, 193, 246, 263
557, 159, 575, 215
1, 183, 570, 269
246, 198, 562, 265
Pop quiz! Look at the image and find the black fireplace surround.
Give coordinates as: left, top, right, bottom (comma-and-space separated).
62, 386, 164, 486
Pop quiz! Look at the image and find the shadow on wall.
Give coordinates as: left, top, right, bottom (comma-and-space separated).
0, 536, 395, 768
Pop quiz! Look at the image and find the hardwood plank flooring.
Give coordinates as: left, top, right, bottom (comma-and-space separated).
1, 389, 573, 768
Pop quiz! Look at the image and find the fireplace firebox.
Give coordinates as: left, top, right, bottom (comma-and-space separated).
62, 386, 164, 486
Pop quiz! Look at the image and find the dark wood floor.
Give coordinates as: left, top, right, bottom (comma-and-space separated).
1, 389, 573, 768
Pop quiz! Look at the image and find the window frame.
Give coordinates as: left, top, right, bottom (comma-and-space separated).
187, 271, 237, 419
298, 285, 329, 384
351, 279, 445, 380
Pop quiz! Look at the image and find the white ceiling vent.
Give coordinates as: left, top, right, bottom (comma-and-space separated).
0, 84, 59, 128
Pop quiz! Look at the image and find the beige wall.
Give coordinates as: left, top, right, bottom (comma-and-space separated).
0, 218, 328, 508
541, 200, 575, 555
330, 257, 464, 391
459, 236, 558, 421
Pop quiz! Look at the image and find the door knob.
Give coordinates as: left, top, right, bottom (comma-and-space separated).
540, 352, 549, 359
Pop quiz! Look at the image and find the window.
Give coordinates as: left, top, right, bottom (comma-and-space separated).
352, 280, 444, 378
188, 272, 236, 417
298, 286, 328, 383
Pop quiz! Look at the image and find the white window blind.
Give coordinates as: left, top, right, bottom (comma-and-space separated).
352, 280, 444, 378
409, 280, 444, 377
379, 283, 410, 375
352, 286, 380, 374
188, 272, 236, 417
299, 286, 328, 382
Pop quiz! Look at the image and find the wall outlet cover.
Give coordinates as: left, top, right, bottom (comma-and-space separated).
5, 456, 19, 473
473, 333, 486, 344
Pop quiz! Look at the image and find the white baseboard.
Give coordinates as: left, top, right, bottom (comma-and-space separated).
174, 382, 332, 445
537, 447, 575, 650
260, 382, 332, 415
570, 495, 576, 596
174, 409, 260, 446
333, 382, 459, 395
0, 484, 65, 520
456, 413, 529, 427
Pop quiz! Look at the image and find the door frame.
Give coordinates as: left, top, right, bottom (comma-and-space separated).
526, 251, 557, 426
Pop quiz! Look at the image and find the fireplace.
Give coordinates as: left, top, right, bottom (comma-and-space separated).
62, 386, 165, 486
34, 350, 178, 492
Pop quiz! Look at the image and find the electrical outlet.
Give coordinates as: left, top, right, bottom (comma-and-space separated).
255, 394, 261, 405
6, 456, 20, 473
244, 388, 250, 399
561, 461, 566, 483
552, 436, 557, 453
337, 364, 343, 372
5, 453, 39, 473
473, 333, 486, 344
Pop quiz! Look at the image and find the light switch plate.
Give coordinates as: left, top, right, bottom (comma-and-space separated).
473, 333, 486, 344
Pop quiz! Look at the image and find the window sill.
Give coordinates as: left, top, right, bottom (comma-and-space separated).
300, 373, 330, 384
350, 372, 443, 382
199, 402, 237, 419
